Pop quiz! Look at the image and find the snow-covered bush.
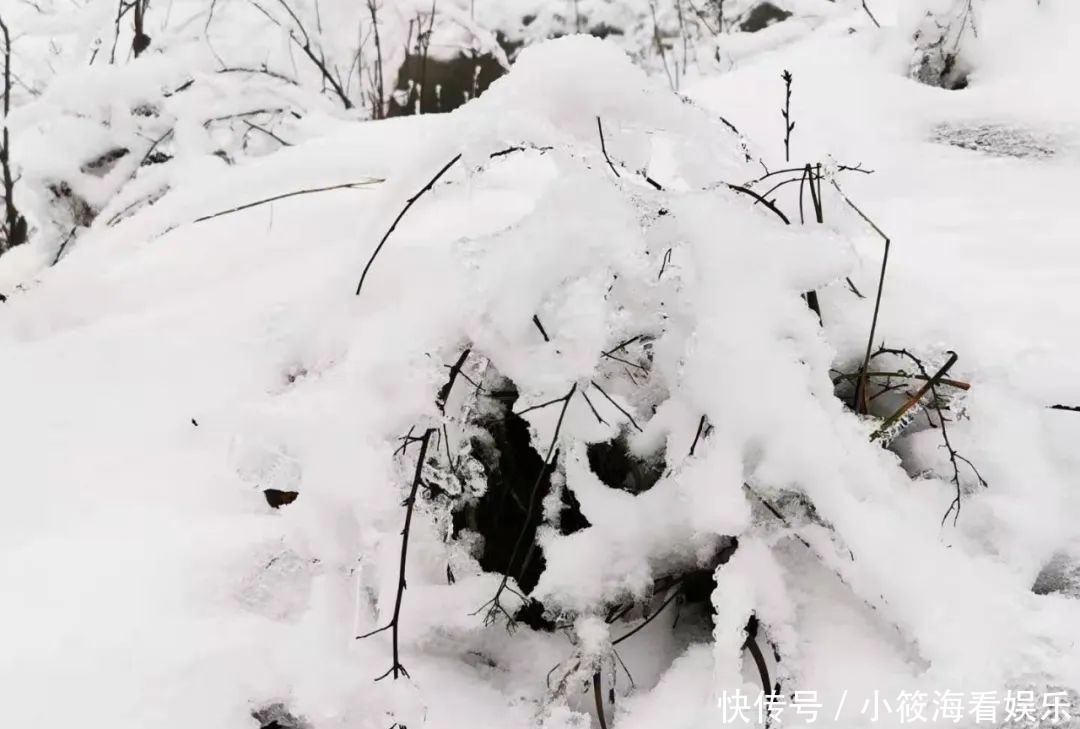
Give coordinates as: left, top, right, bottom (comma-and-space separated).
347, 35, 1079, 728
906, 0, 979, 89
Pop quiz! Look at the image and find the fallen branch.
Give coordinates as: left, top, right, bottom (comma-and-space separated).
870, 351, 958, 441
590, 380, 643, 432
875, 347, 988, 525
833, 369, 970, 392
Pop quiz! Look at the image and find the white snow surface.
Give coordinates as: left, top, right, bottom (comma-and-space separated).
1, 6, 1080, 729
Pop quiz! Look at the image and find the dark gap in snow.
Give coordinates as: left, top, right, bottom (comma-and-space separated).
587, 434, 666, 495
739, 3, 793, 33
263, 489, 299, 509
251, 703, 309, 729
46, 181, 96, 228
558, 479, 592, 536
447, 371, 594, 630
452, 379, 579, 594
81, 147, 129, 176
589, 24, 625, 40
389, 52, 506, 117
679, 536, 738, 609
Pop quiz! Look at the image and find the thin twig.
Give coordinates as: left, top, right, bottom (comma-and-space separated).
437, 348, 470, 414
190, 179, 381, 226
596, 117, 621, 179
581, 390, 608, 426
590, 380, 643, 432
870, 351, 958, 440
833, 370, 970, 392
832, 179, 891, 414
242, 119, 291, 146
726, 184, 791, 225
604, 335, 643, 356
862, 0, 881, 28
612, 587, 681, 645
515, 394, 569, 417
689, 414, 708, 456
781, 70, 794, 163
532, 314, 551, 342
356, 427, 436, 681
356, 154, 461, 296
50, 226, 77, 266
845, 277, 866, 298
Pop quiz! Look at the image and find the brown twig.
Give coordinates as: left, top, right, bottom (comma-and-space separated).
870, 351, 958, 441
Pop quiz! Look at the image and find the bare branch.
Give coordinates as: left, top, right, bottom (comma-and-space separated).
356, 428, 437, 681
355, 154, 461, 297
189, 179, 382, 227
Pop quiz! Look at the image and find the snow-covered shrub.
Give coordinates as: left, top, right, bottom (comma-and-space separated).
906, 0, 979, 89
350, 35, 1080, 727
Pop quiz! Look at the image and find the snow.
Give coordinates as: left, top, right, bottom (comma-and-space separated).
1, 3, 1079, 729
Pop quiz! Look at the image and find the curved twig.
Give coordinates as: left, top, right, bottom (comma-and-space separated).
726, 183, 791, 225
356, 154, 461, 296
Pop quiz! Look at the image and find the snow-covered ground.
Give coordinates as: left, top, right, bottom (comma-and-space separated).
1, 2, 1078, 728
